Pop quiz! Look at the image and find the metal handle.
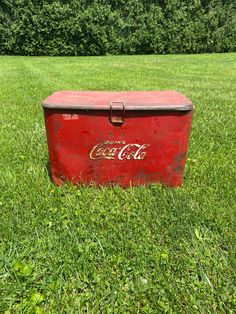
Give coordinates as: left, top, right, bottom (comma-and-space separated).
110, 101, 126, 124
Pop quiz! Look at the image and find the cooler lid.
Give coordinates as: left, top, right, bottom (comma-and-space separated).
42, 90, 193, 111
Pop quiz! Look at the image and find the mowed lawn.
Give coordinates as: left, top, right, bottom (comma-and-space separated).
0, 54, 235, 313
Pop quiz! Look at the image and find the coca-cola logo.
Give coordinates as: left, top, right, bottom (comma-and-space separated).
89, 140, 150, 160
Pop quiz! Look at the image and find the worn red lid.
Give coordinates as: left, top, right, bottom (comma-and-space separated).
42, 90, 193, 111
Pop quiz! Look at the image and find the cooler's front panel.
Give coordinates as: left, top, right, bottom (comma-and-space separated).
44, 109, 193, 187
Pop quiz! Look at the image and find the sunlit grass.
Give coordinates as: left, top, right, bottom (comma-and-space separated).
0, 54, 235, 312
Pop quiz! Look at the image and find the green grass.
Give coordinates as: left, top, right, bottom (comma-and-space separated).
0, 54, 235, 313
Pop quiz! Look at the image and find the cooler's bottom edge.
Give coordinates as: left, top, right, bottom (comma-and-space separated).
50, 170, 184, 188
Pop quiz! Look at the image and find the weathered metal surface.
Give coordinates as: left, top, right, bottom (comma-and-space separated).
42, 91, 193, 187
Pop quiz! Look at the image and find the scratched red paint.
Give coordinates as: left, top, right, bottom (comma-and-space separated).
42, 91, 194, 187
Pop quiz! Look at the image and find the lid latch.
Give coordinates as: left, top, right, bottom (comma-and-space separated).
110, 101, 125, 125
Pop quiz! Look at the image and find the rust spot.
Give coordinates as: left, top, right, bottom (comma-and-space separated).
136, 170, 148, 180
174, 152, 186, 174
60, 174, 66, 181
51, 174, 66, 186
175, 165, 184, 173
107, 181, 116, 186
175, 152, 186, 163
55, 121, 61, 133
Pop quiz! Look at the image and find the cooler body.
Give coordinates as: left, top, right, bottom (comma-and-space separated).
42, 91, 193, 187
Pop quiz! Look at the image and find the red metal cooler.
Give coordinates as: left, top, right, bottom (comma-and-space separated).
42, 91, 193, 187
